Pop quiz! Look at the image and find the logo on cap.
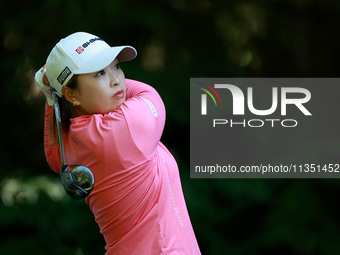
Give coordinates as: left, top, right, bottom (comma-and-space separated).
75, 37, 104, 55
57, 67, 72, 85
75, 46, 84, 54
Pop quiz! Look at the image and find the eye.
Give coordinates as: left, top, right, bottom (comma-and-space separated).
96, 70, 105, 76
114, 63, 120, 70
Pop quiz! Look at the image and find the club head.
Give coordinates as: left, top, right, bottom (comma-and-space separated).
61, 165, 95, 200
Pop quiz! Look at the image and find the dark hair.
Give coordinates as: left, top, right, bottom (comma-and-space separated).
49, 75, 79, 145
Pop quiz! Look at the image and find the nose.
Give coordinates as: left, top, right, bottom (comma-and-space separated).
109, 71, 120, 88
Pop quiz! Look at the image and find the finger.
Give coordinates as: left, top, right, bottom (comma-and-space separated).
41, 64, 46, 73
43, 72, 50, 86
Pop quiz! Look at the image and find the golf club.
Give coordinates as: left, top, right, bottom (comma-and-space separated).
51, 87, 95, 200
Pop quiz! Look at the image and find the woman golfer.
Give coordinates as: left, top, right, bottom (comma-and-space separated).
35, 32, 201, 255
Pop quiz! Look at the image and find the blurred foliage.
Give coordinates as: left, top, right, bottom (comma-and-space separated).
1, 0, 340, 254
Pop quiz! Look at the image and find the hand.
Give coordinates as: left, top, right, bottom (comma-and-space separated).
35, 65, 53, 105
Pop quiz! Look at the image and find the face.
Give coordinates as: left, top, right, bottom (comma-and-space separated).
67, 58, 126, 116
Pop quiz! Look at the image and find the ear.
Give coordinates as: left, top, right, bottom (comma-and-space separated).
62, 86, 78, 104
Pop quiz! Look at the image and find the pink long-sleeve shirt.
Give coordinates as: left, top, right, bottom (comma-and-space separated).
44, 79, 201, 255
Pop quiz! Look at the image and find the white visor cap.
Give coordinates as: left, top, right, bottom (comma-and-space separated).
46, 32, 137, 97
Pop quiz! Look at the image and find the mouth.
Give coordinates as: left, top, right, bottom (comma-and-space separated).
113, 90, 124, 98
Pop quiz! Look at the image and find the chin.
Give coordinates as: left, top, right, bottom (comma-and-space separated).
111, 103, 124, 112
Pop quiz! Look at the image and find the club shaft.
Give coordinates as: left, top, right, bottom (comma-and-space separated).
51, 89, 66, 168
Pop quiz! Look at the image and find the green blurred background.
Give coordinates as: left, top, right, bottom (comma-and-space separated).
1, 0, 340, 254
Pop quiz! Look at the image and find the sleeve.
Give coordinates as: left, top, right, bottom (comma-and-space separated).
112, 78, 166, 159
44, 103, 62, 174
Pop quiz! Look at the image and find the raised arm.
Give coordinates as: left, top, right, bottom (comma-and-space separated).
122, 79, 166, 158
44, 104, 62, 174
